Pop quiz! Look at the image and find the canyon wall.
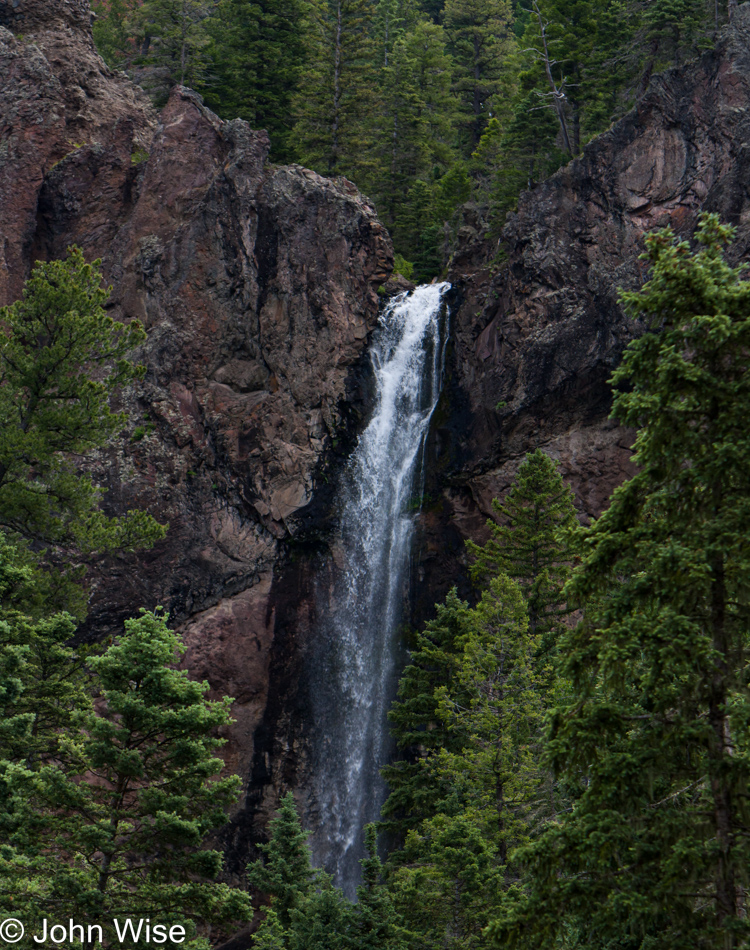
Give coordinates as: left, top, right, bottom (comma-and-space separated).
415, 7, 750, 619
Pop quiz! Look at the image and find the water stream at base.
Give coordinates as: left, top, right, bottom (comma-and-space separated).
308, 282, 450, 898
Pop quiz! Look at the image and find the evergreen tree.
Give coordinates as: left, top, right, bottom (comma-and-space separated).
0, 248, 165, 563
201, 0, 308, 162
288, 881, 357, 950
1, 610, 252, 943
248, 792, 316, 929
388, 810, 504, 950
491, 214, 750, 949
254, 909, 288, 950
434, 574, 547, 863
92, 0, 142, 69
370, 18, 459, 229
293, 0, 377, 179
354, 824, 409, 950
134, 0, 212, 98
467, 448, 577, 660
520, 0, 601, 154
472, 98, 565, 232
380, 589, 471, 840
443, 0, 516, 149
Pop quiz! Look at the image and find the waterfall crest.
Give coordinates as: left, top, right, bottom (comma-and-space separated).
308, 282, 450, 896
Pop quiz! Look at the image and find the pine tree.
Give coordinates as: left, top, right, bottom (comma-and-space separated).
434, 574, 547, 865
92, 0, 142, 69
248, 792, 316, 929
380, 589, 471, 840
201, 0, 308, 162
370, 18, 459, 229
1, 610, 252, 942
472, 95, 565, 232
467, 449, 578, 661
293, 0, 377, 179
491, 214, 750, 949
254, 909, 288, 950
134, 0, 212, 99
288, 881, 357, 950
354, 825, 409, 950
0, 248, 165, 562
443, 0, 517, 149
388, 810, 504, 950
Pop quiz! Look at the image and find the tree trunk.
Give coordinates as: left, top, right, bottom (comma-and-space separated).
708, 540, 738, 937
331, 0, 343, 175
531, 1, 574, 157
637, 38, 660, 99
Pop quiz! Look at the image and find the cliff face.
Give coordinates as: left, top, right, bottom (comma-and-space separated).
418, 8, 750, 614
0, 0, 391, 856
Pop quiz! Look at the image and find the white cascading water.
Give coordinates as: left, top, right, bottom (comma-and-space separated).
308, 282, 450, 897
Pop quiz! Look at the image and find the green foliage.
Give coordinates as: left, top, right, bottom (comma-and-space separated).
0, 610, 251, 944
388, 810, 504, 950
0, 538, 86, 767
443, 0, 517, 148
381, 589, 472, 839
491, 214, 750, 948
250, 803, 408, 950
254, 909, 288, 950
91, 0, 724, 279
392, 254, 414, 280
467, 448, 578, 659
367, 18, 459, 228
139, 0, 213, 96
92, 0, 141, 68
0, 247, 165, 562
381, 451, 580, 946
354, 825, 409, 950
293, 0, 377, 178
248, 792, 315, 929
201, 0, 308, 162
434, 575, 542, 855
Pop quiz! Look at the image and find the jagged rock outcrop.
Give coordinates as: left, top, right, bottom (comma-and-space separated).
418, 7, 750, 613
0, 0, 391, 870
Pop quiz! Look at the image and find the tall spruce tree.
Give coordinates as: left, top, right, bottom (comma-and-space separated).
92, 0, 142, 69
443, 0, 516, 149
370, 18, 459, 229
0, 248, 164, 564
293, 0, 377, 179
354, 824, 409, 950
467, 449, 578, 660
380, 589, 472, 840
387, 809, 504, 950
491, 214, 750, 949
201, 0, 307, 162
434, 574, 547, 863
248, 792, 316, 929
134, 0, 212, 98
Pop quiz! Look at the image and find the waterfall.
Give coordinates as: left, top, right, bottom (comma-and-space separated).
308, 282, 450, 897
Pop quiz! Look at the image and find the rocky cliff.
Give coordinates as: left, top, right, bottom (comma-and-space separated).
416, 8, 750, 617
0, 0, 391, 876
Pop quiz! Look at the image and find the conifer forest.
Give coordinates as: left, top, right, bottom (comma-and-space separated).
1, 0, 750, 948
